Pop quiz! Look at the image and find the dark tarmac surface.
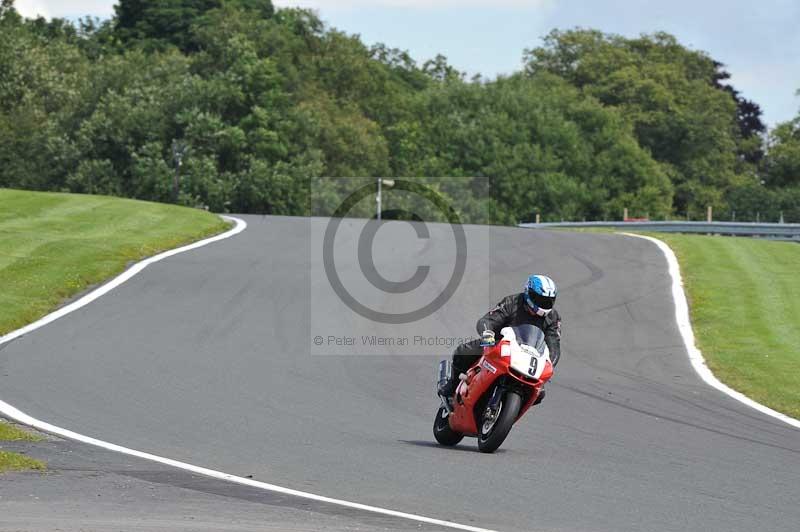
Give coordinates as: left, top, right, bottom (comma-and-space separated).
1, 215, 798, 531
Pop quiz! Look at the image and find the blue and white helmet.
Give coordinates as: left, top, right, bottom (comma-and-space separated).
524, 274, 557, 317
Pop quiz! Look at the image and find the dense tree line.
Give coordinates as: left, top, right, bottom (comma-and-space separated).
1, 0, 798, 222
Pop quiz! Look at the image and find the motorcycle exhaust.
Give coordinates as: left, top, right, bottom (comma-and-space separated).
437, 360, 454, 414
437, 360, 452, 391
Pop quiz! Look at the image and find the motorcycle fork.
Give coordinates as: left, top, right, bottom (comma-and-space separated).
487, 384, 505, 411
481, 381, 507, 423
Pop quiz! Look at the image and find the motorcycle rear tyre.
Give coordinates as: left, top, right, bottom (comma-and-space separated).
433, 405, 464, 446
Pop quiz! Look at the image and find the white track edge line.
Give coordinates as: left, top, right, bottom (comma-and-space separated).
0, 215, 246, 346
0, 214, 497, 532
621, 232, 800, 430
0, 399, 494, 532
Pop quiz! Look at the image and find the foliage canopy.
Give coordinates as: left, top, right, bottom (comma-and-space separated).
0, 1, 796, 222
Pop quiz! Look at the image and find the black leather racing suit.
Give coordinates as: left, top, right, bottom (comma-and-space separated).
451, 293, 562, 377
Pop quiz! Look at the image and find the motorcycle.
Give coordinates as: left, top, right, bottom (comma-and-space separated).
433, 324, 554, 453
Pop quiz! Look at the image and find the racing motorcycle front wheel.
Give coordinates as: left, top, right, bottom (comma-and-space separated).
477, 390, 522, 453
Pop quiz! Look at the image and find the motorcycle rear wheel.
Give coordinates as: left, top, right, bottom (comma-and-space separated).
433, 405, 464, 446
477, 391, 522, 453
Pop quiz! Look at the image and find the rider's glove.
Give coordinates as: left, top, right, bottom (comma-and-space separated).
480, 329, 496, 347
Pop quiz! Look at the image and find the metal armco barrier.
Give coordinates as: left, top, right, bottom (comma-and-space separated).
518, 221, 800, 240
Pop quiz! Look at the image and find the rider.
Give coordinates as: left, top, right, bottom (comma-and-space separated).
439, 274, 562, 402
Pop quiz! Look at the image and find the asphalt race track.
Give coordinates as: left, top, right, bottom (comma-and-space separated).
1, 215, 798, 532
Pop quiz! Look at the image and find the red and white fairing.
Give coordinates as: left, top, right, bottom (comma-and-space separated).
446, 325, 554, 437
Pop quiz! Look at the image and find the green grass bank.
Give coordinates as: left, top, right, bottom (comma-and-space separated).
0, 421, 41, 442
0, 189, 228, 471
0, 450, 45, 473
0, 189, 229, 336
650, 233, 800, 419
0, 421, 45, 473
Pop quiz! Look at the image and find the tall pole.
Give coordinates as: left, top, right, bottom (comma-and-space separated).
377, 177, 382, 221
173, 159, 181, 203
171, 140, 187, 204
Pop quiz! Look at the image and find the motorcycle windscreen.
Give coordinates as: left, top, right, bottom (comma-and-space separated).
510, 324, 546, 354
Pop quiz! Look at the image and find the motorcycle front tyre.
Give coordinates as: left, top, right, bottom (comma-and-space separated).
477, 391, 522, 453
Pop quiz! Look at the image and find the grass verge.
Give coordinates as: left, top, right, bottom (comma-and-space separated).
0, 189, 229, 472
0, 421, 45, 473
0, 189, 230, 336
641, 233, 800, 419
0, 450, 45, 473
0, 421, 42, 442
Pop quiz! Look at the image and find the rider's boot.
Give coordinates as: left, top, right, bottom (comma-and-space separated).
438, 373, 460, 399
533, 388, 546, 405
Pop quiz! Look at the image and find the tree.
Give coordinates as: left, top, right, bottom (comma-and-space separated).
392, 73, 672, 223
228, 0, 274, 18
113, 0, 274, 51
764, 119, 800, 188
713, 61, 766, 163
0, 2, 781, 222
524, 29, 752, 215
422, 54, 464, 82
0, 0, 20, 25
0, 12, 88, 190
